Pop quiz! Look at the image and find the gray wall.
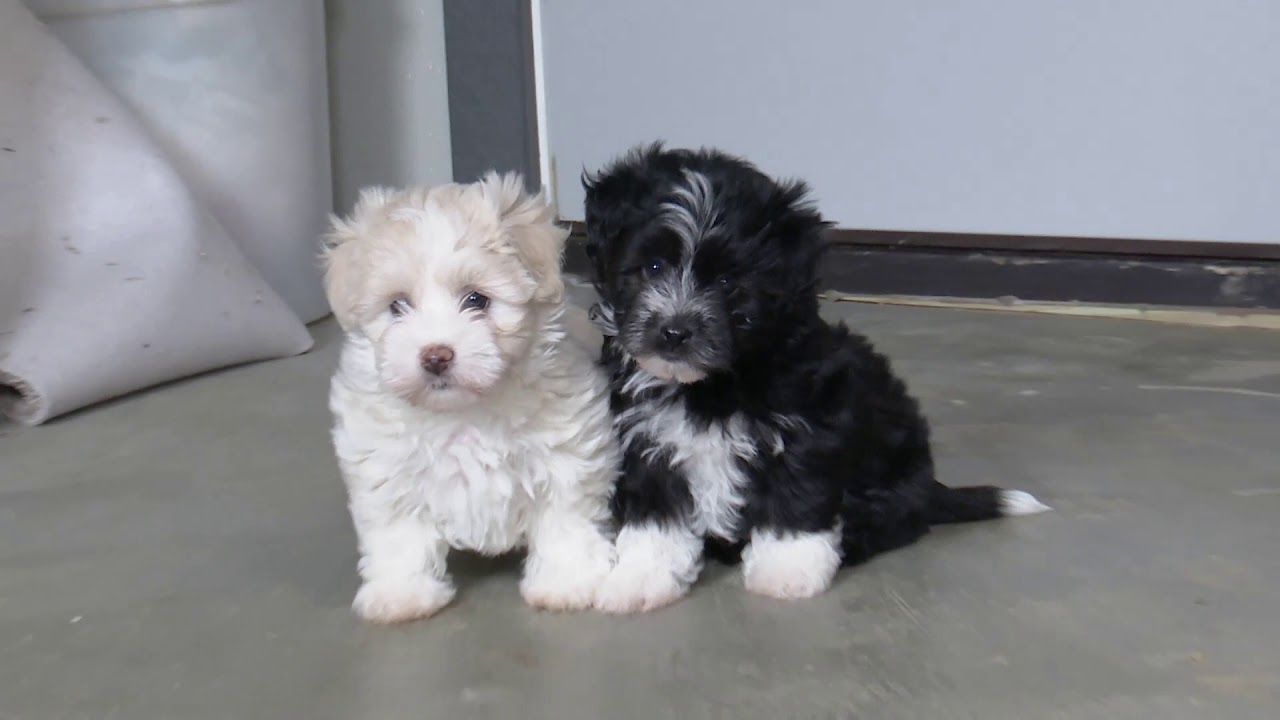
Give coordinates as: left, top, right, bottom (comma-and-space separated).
542, 0, 1280, 245
326, 0, 453, 213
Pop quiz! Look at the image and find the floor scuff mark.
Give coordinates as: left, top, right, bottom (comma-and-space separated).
1137, 385, 1280, 400
820, 293, 1280, 331
1230, 488, 1280, 497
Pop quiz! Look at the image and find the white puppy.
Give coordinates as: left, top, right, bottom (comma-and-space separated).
322, 173, 618, 624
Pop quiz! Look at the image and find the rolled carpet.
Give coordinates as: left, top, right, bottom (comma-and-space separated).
0, 0, 314, 426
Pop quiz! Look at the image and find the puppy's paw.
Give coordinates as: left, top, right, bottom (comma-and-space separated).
352, 576, 455, 624
742, 530, 840, 601
520, 561, 607, 612
593, 564, 688, 614
743, 562, 833, 600
521, 537, 613, 612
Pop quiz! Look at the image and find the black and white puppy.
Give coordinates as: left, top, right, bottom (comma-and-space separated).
583, 144, 1049, 613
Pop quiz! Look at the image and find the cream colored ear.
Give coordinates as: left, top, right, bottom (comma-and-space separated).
320, 220, 363, 331
480, 171, 568, 304
320, 187, 394, 330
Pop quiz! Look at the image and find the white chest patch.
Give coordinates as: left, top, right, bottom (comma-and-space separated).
334, 412, 542, 555
619, 400, 763, 540
413, 427, 539, 553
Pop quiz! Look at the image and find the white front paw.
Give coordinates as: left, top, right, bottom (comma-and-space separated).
593, 563, 689, 614
743, 561, 833, 600
521, 549, 612, 612
742, 530, 841, 600
352, 576, 455, 624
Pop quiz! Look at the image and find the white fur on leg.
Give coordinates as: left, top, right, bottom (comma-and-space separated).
594, 523, 703, 614
350, 514, 455, 624
999, 489, 1052, 516
520, 512, 614, 612
742, 527, 842, 600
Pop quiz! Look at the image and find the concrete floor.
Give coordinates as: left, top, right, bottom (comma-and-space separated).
3, 287, 1280, 719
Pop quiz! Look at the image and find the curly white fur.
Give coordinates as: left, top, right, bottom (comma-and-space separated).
323, 174, 619, 623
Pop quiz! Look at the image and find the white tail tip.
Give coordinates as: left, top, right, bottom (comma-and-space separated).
999, 490, 1052, 516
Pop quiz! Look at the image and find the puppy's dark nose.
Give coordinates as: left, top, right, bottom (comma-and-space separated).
420, 345, 455, 375
659, 323, 692, 350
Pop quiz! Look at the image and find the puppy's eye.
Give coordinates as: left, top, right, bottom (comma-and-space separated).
461, 291, 490, 311
718, 276, 731, 287
643, 259, 664, 278
389, 295, 412, 317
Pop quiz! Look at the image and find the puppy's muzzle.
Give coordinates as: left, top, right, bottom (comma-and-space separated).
419, 345, 455, 376
658, 320, 693, 352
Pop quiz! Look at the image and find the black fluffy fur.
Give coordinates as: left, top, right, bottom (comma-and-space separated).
583, 143, 1021, 568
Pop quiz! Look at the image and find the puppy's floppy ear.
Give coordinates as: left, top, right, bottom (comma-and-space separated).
580, 170, 606, 275
761, 179, 833, 292
579, 169, 602, 262
320, 186, 394, 330
479, 171, 568, 304
582, 144, 666, 284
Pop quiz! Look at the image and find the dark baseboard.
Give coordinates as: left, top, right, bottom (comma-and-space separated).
562, 221, 1280, 261
820, 228, 1280, 261
563, 232, 1280, 310
815, 245, 1280, 309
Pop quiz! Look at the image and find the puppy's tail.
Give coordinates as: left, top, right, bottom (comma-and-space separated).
926, 482, 1050, 525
